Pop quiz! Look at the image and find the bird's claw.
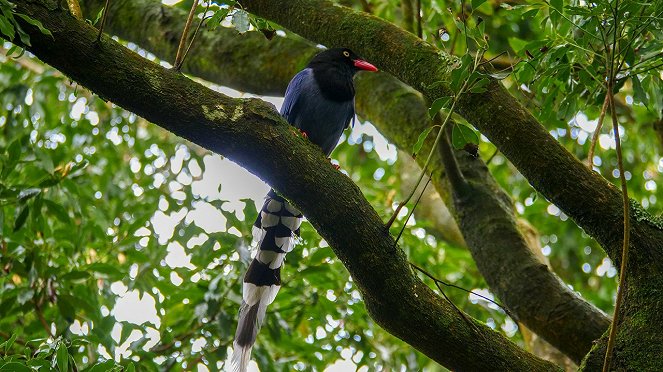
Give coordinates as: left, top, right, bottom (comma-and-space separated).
290, 128, 309, 139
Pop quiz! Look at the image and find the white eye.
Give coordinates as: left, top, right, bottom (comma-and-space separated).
343, 51, 350, 57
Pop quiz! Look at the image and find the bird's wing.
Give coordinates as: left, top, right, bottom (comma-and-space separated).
280, 68, 314, 126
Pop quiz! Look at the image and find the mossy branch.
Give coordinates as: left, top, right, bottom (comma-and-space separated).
10, 2, 560, 370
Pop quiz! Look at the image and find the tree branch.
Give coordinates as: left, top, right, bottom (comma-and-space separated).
74, 0, 610, 361
12, 1, 559, 370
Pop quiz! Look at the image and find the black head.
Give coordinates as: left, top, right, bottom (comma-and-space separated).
307, 48, 378, 75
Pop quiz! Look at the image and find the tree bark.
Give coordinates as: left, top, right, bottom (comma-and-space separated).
75, 0, 612, 362
11, 1, 561, 371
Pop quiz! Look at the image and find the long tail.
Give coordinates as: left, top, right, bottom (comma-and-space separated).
231, 190, 302, 372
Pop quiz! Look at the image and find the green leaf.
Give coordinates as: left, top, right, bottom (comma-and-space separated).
18, 188, 41, 203
469, 78, 490, 93
450, 54, 474, 91
0, 362, 32, 372
125, 362, 136, 372
452, 123, 480, 149
428, 96, 452, 118
207, 8, 230, 30
7, 137, 22, 168
232, 9, 250, 33
86, 263, 124, 279
508, 37, 528, 53
93, 7, 105, 26
44, 199, 72, 224
1, 333, 17, 353
87, 360, 116, 372
412, 126, 435, 157
550, 0, 563, 14
15, 13, 52, 37
13, 204, 29, 232
472, 0, 488, 9
61, 270, 90, 281
56, 342, 69, 372
631, 75, 648, 106
0, 15, 14, 40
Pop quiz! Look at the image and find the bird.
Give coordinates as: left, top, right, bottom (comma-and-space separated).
231, 48, 377, 371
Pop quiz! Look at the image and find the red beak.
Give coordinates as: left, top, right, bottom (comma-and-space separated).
353, 59, 378, 72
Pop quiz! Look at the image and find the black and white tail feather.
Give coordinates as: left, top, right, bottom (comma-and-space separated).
231, 190, 302, 372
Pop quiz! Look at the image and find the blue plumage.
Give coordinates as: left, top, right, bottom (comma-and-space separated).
231, 48, 376, 372
281, 68, 355, 155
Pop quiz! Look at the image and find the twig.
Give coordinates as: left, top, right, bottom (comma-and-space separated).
179, 1, 212, 67
174, 0, 201, 71
34, 301, 53, 338
602, 90, 631, 372
409, 262, 515, 320
386, 51, 484, 229
394, 175, 432, 246
96, 0, 111, 41
603, 1, 631, 369
587, 93, 610, 169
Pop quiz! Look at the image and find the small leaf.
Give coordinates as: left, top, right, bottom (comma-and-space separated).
87, 360, 116, 372
631, 75, 648, 106
93, 7, 105, 25
550, 0, 563, 14
0, 362, 32, 372
125, 362, 136, 372
428, 96, 452, 118
472, 0, 488, 9
412, 126, 435, 157
508, 37, 528, 53
232, 9, 250, 33
44, 199, 71, 224
87, 263, 124, 279
2, 333, 17, 353
469, 78, 490, 93
18, 188, 41, 203
15, 14, 53, 37
207, 8, 230, 30
56, 342, 69, 372
452, 123, 480, 149
13, 204, 29, 232
0, 15, 15, 40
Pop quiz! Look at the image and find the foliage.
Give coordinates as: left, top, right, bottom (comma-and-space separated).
0, 0, 662, 370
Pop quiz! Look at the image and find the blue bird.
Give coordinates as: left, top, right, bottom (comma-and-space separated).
231, 48, 377, 371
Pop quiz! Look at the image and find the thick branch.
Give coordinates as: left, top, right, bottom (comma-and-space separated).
79, 0, 316, 96
75, 0, 610, 361
13, 1, 559, 370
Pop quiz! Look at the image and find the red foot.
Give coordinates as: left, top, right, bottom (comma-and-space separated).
290, 128, 309, 139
